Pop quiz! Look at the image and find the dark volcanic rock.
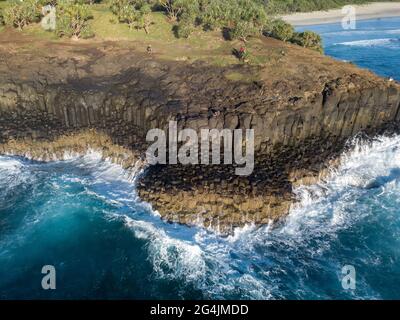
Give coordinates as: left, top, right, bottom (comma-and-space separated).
1, 36, 400, 232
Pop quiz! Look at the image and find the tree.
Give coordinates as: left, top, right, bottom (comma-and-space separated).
111, 0, 152, 32
173, 21, 192, 38
227, 0, 267, 41
158, 0, 187, 21
56, 1, 94, 39
196, 0, 267, 41
198, 0, 229, 30
0, 10, 4, 26
3, 0, 40, 30
172, 2, 198, 38
229, 21, 256, 42
118, 4, 138, 29
267, 19, 294, 42
291, 30, 323, 53
110, 0, 129, 15
136, 3, 152, 33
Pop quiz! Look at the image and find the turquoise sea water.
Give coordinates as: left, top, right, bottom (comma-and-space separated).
1, 18, 400, 300
298, 17, 400, 79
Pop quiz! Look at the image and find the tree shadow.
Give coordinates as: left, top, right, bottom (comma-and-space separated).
221, 27, 232, 41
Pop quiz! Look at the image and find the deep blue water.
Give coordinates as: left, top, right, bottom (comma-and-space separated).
1, 19, 400, 300
298, 17, 400, 80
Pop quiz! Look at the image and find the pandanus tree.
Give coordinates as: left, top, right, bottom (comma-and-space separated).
3, 0, 40, 30
56, 0, 94, 39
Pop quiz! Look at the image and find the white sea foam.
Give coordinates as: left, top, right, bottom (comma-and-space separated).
70, 137, 400, 296
0, 156, 23, 173
280, 135, 400, 241
2, 134, 400, 299
123, 216, 206, 282
184, 134, 400, 298
386, 29, 400, 35
0, 156, 31, 190
336, 38, 400, 47
324, 28, 400, 37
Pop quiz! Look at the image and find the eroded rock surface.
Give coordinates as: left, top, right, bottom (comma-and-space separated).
1, 32, 400, 232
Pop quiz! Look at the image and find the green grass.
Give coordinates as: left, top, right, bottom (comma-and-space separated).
22, 24, 59, 40
90, 4, 246, 66
224, 73, 261, 83
0, 1, 9, 33
92, 6, 176, 41
0, 1, 276, 78
0, 0, 8, 10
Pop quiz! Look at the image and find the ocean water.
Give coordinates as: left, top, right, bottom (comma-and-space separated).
298, 17, 400, 79
1, 19, 400, 300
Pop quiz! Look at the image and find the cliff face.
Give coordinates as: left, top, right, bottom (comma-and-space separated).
1, 34, 400, 232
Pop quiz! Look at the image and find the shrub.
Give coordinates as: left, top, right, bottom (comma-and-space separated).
158, 0, 191, 21
227, 0, 267, 41
110, 0, 130, 15
111, 0, 152, 32
196, 0, 267, 41
83, 0, 102, 4
172, 4, 198, 38
198, 0, 227, 30
173, 18, 194, 38
232, 46, 250, 63
291, 30, 323, 53
38, 0, 58, 6
229, 20, 256, 42
117, 4, 138, 29
0, 10, 4, 26
56, 1, 94, 39
267, 19, 294, 42
136, 3, 152, 33
3, 0, 40, 30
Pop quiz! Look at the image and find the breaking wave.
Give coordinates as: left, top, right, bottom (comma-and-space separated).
1, 134, 400, 299
336, 38, 400, 48
324, 28, 400, 37
299, 16, 400, 85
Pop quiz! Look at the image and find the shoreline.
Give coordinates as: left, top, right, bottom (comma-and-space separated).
2, 33, 400, 234
282, 2, 400, 26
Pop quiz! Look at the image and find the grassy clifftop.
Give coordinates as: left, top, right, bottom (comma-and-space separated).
0, 0, 325, 68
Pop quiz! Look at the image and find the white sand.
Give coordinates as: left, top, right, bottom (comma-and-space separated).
282, 2, 400, 26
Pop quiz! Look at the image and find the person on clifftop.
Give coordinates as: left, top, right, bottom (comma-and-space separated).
239, 46, 249, 63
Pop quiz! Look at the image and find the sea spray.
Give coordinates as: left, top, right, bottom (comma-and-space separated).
2, 134, 400, 299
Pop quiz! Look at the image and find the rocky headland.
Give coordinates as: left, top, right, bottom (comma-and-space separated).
1, 30, 400, 232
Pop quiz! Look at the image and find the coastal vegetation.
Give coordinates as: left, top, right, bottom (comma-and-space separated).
56, 1, 94, 38
0, 9, 4, 28
0, 0, 323, 57
2, 0, 40, 30
111, 0, 152, 33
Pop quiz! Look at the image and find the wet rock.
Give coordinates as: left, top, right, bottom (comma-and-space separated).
1, 40, 400, 233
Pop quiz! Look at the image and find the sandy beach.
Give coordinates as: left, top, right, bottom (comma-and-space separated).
282, 2, 400, 26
